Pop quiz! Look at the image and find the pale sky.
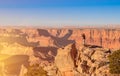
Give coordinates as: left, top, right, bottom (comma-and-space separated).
0, 0, 120, 26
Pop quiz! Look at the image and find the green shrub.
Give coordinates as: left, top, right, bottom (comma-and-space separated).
24, 64, 47, 76
108, 50, 120, 74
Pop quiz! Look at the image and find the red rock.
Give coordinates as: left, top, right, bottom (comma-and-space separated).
0, 28, 120, 49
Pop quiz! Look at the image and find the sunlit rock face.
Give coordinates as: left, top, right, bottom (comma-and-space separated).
1, 28, 119, 49
65, 28, 120, 49
54, 43, 77, 76
0, 27, 120, 76
52, 43, 111, 76
1, 28, 120, 49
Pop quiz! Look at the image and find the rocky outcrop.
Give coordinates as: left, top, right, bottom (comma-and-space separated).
69, 29, 120, 49
1, 28, 120, 49
49, 43, 111, 76
0, 27, 120, 76
55, 44, 76, 74
20, 28, 120, 49
77, 45, 111, 76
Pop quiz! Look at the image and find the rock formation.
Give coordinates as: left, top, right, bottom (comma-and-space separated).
54, 43, 77, 76
0, 27, 120, 76
21, 28, 120, 49
49, 43, 111, 76
1, 28, 120, 49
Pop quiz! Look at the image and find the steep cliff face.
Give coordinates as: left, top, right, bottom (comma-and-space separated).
22, 28, 120, 49
0, 28, 120, 64
50, 43, 111, 76
0, 27, 120, 76
69, 29, 120, 49
1, 28, 119, 49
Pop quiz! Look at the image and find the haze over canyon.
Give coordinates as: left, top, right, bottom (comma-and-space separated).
0, 27, 120, 76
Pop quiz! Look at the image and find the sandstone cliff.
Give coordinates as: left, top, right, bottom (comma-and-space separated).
21, 28, 120, 49
0, 27, 120, 76
47, 43, 111, 76
1, 28, 120, 49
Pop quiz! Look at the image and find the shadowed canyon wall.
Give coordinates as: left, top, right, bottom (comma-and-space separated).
21, 28, 120, 49
0, 28, 120, 49
0, 27, 120, 76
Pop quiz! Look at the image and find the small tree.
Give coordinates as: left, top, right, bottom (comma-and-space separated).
24, 64, 47, 76
108, 50, 120, 74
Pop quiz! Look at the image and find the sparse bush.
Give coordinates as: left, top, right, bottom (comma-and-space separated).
24, 64, 47, 76
108, 50, 120, 74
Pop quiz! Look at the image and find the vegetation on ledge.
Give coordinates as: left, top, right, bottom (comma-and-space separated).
24, 64, 47, 76
109, 50, 120, 74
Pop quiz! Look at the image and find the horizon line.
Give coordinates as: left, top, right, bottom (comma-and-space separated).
0, 24, 120, 29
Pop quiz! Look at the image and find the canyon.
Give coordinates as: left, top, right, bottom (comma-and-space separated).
0, 27, 120, 76
0, 28, 120, 49
21, 28, 120, 49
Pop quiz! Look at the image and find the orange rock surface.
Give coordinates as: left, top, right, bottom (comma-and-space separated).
0, 28, 120, 49
0, 27, 119, 76
21, 28, 120, 49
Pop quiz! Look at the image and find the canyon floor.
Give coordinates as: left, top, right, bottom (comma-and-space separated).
0, 27, 120, 76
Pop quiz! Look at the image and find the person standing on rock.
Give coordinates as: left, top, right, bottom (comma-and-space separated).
82, 33, 86, 46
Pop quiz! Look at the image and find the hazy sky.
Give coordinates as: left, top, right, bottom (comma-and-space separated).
0, 0, 120, 26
